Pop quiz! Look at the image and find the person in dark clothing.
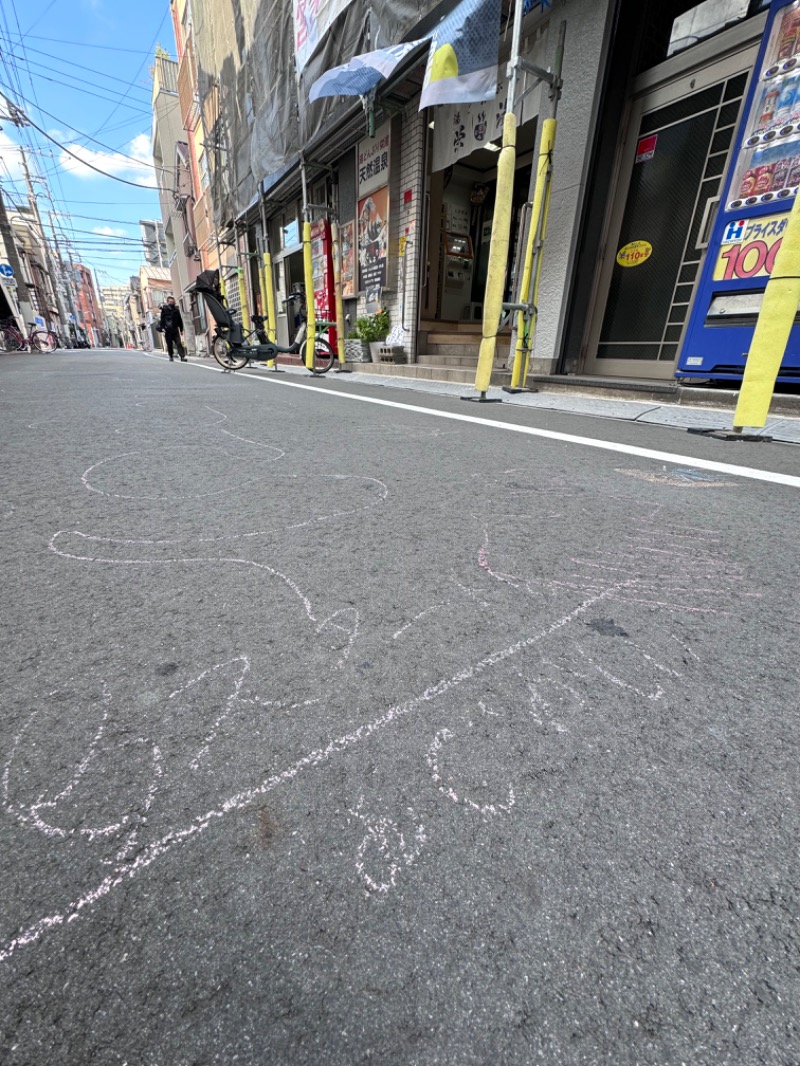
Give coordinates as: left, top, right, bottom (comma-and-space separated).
158, 296, 187, 361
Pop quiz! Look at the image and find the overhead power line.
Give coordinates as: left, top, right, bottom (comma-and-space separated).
4, 106, 161, 189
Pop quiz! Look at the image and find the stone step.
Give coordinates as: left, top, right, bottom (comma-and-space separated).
349, 361, 515, 387
420, 320, 483, 335
416, 353, 480, 368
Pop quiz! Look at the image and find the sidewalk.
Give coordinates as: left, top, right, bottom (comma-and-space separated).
239, 362, 800, 446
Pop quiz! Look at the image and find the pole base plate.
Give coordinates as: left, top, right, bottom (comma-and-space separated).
687, 428, 772, 442
462, 393, 503, 404
333, 367, 353, 374
502, 386, 538, 394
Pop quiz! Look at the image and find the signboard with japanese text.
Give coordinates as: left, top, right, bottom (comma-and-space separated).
712, 212, 788, 280
358, 121, 391, 199
358, 185, 389, 304
430, 28, 547, 172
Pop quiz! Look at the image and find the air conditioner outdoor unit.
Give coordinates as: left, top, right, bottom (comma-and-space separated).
183, 232, 197, 258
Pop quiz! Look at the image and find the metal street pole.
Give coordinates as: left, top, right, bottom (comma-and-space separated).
0, 186, 33, 328
18, 150, 70, 332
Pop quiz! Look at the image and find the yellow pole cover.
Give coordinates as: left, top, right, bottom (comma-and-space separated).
330, 220, 347, 364
475, 111, 518, 394
512, 118, 557, 389
302, 220, 316, 369
263, 252, 277, 342
257, 257, 276, 367
734, 191, 800, 428
237, 267, 250, 333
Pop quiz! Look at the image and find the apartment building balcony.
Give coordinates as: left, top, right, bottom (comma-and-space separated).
178, 41, 200, 131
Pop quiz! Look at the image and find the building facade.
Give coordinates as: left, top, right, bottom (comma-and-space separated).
152, 53, 203, 354
100, 285, 130, 347
167, 0, 774, 384
73, 264, 102, 346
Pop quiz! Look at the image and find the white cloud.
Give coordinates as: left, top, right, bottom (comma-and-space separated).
58, 132, 157, 188
93, 225, 128, 237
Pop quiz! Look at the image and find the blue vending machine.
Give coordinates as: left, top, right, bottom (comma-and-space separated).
678, 0, 800, 382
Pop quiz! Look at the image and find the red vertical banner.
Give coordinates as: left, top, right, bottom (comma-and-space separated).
310, 218, 337, 350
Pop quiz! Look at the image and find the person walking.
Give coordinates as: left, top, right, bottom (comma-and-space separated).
158, 296, 187, 361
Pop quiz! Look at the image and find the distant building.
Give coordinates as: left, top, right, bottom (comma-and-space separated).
100, 285, 130, 347
139, 219, 168, 267
151, 53, 202, 354
73, 264, 101, 345
139, 264, 173, 350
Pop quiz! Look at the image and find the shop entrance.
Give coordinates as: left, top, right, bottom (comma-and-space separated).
421, 121, 538, 326
583, 41, 758, 379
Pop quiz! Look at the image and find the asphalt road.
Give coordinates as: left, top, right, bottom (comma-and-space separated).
2, 349, 799, 1065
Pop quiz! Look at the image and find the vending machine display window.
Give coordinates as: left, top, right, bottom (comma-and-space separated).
729, 0, 800, 209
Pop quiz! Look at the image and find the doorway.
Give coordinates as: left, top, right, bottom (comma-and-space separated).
583, 44, 757, 379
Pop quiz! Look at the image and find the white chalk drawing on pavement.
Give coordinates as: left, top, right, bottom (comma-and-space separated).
349, 797, 427, 896
427, 727, 515, 818
0, 422, 750, 959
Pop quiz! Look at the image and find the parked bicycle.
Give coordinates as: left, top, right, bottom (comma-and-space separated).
188, 270, 336, 374
0, 319, 59, 353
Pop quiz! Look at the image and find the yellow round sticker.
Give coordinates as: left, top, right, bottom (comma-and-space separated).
616, 240, 653, 268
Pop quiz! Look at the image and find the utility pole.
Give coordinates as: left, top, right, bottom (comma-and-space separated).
0, 185, 33, 327
20, 158, 69, 331
94, 269, 111, 346
11, 106, 70, 333
48, 215, 80, 345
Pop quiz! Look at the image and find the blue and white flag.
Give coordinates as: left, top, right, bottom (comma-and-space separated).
419, 0, 502, 109
309, 41, 424, 102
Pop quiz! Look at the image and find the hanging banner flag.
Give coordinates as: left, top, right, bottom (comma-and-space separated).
309, 41, 423, 100
294, 0, 355, 73
309, 0, 502, 108
419, 0, 502, 109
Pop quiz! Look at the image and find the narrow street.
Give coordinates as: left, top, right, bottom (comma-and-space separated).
2, 349, 799, 1065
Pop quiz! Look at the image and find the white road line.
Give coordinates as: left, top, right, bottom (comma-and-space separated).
145, 353, 800, 490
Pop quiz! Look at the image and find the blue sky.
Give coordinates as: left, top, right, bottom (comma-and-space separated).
0, 0, 174, 285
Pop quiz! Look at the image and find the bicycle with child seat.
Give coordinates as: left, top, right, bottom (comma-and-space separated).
211, 297, 337, 374
0, 318, 59, 353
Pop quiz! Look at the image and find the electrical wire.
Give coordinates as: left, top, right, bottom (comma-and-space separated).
9, 112, 160, 188
9, 34, 159, 55
94, 8, 169, 137
0, 80, 166, 174
0, 39, 153, 101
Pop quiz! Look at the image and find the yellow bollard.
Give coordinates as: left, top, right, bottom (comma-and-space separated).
263, 252, 277, 343
330, 220, 347, 365
237, 267, 251, 333
511, 118, 557, 389
258, 254, 277, 368
733, 191, 800, 429
475, 111, 518, 395
302, 219, 316, 370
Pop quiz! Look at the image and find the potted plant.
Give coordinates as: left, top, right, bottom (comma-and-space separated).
355, 309, 390, 363
344, 325, 370, 363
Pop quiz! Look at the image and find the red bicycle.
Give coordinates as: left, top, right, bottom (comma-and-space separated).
0, 319, 58, 352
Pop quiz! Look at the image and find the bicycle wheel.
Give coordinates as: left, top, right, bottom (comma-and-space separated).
308, 336, 336, 375
1, 327, 24, 351
213, 336, 248, 370
31, 330, 57, 353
